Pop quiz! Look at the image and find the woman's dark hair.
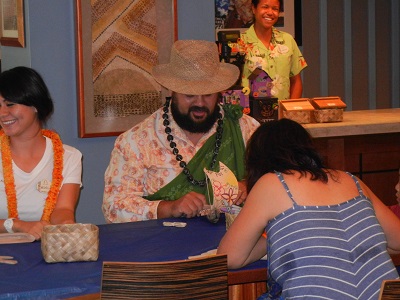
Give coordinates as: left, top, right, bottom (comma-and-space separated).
252, 0, 284, 12
0, 66, 54, 124
246, 118, 328, 192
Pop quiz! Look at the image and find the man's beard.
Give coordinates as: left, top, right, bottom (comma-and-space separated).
170, 100, 220, 134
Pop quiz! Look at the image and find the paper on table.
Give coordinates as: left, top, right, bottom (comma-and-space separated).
188, 248, 268, 261
0, 256, 17, 264
0, 233, 35, 244
188, 249, 217, 259
162, 221, 187, 228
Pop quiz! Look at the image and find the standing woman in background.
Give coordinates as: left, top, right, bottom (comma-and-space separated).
239, 0, 307, 99
0, 67, 82, 240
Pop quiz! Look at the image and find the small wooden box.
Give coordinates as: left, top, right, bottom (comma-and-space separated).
279, 98, 315, 124
310, 96, 347, 123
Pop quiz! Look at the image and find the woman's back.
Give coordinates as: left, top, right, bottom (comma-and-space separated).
219, 119, 400, 299
266, 171, 399, 299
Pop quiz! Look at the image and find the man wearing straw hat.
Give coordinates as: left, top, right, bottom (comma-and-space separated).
103, 40, 259, 222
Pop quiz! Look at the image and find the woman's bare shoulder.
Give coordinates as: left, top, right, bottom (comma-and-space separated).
252, 172, 281, 189
248, 172, 293, 217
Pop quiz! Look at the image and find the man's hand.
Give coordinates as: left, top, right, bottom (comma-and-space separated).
158, 191, 207, 219
234, 180, 248, 205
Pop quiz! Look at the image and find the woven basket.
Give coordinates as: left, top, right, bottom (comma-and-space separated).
225, 213, 238, 230
41, 223, 99, 263
314, 108, 344, 123
283, 110, 312, 124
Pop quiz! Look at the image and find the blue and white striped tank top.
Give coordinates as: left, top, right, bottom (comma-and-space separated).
265, 171, 399, 299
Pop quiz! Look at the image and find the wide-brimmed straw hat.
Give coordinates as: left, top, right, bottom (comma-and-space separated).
152, 40, 239, 95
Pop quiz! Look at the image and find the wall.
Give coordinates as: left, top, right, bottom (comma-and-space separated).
177, 0, 215, 40
301, 0, 400, 110
1, 0, 399, 225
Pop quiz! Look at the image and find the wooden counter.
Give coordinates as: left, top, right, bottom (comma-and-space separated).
303, 109, 400, 205
303, 108, 400, 138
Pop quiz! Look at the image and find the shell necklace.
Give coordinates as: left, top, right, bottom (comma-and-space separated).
162, 97, 223, 186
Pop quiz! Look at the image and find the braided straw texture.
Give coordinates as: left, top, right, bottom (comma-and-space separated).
41, 224, 99, 263
101, 255, 228, 300
314, 109, 344, 123
283, 110, 312, 124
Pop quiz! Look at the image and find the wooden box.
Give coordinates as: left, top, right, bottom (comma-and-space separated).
279, 98, 315, 124
310, 96, 347, 123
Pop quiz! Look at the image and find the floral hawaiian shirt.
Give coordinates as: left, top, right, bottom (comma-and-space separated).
238, 25, 307, 100
102, 105, 259, 223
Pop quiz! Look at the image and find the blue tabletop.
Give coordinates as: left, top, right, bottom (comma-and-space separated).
0, 215, 267, 300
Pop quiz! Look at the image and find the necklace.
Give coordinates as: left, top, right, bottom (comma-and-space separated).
0, 129, 64, 222
162, 97, 223, 186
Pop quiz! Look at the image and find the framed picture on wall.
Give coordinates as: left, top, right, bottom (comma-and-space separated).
75, 0, 177, 138
0, 0, 25, 47
215, 0, 302, 46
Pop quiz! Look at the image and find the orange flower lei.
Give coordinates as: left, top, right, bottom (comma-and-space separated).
0, 129, 64, 222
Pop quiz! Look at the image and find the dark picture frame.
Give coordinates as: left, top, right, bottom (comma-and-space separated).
0, 0, 25, 47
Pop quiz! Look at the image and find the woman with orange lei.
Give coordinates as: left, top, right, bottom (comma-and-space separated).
0, 67, 82, 240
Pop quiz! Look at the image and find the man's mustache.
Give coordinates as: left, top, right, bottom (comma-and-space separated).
189, 106, 210, 114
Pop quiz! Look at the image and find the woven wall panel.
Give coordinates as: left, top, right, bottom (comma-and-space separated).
91, 0, 161, 119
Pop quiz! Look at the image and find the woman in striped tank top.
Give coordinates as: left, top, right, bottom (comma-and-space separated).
218, 118, 400, 299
